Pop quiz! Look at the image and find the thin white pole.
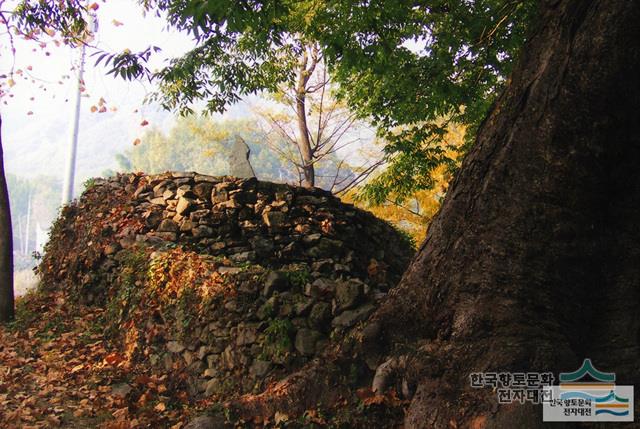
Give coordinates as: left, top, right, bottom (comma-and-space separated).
61, 43, 86, 205
24, 190, 31, 255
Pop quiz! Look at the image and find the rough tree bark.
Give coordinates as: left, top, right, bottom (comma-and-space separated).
0, 116, 15, 322
371, 0, 640, 426
229, 1, 640, 427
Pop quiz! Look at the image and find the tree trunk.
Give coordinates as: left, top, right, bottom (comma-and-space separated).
227, 1, 640, 427
296, 66, 315, 188
369, 0, 640, 426
0, 116, 15, 322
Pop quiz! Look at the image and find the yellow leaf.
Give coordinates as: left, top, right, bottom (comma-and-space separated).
70, 363, 84, 373
274, 411, 289, 424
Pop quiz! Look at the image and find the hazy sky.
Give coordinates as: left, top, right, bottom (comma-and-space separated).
0, 0, 250, 188
0, 0, 377, 194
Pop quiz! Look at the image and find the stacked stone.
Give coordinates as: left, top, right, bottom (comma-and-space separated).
125, 172, 410, 280
42, 172, 415, 397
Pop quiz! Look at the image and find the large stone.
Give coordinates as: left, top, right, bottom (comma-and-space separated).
335, 279, 363, 311
306, 278, 335, 297
302, 233, 322, 245
257, 296, 278, 319
167, 341, 186, 354
111, 383, 132, 398
193, 182, 214, 200
294, 328, 322, 356
218, 266, 242, 275
249, 360, 272, 378
296, 195, 327, 205
228, 136, 256, 178
162, 188, 176, 200
249, 236, 275, 256
184, 414, 227, 429
176, 185, 196, 198
194, 174, 221, 183
192, 225, 214, 238
331, 304, 376, 328
230, 251, 256, 263
157, 218, 179, 233
144, 210, 163, 228
236, 326, 257, 346
176, 197, 195, 215
262, 271, 290, 296
203, 368, 218, 378
204, 378, 222, 396
308, 302, 332, 331
307, 238, 343, 258
262, 210, 287, 227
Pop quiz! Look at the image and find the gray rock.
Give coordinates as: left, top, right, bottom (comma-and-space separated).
249, 359, 272, 378
262, 210, 287, 227
236, 326, 257, 346
296, 195, 327, 205
307, 238, 343, 258
148, 232, 177, 241
206, 354, 219, 369
203, 368, 218, 378
230, 251, 256, 263
157, 218, 179, 233
167, 341, 186, 354
302, 233, 322, 244
212, 183, 230, 203
162, 188, 176, 200
149, 197, 166, 206
218, 266, 242, 275
250, 236, 275, 256
170, 171, 196, 179
204, 378, 222, 396
153, 180, 171, 196
184, 414, 228, 429
194, 174, 222, 183
294, 298, 315, 316
193, 182, 214, 200
176, 185, 196, 198
335, 279, 363, 311
257, 296, 278, 319
192, 225, 214, 238
308, 302, 332, 330
295, 328, 322, 356
263, 271, 290, 296
306, 278, 335, 297
111, 383, 132, 398
180, 219, 195, 232
144, 210, 163, 228
176, 197, 195, 215
331, 304, 376, 328
188, 360, 206, 375
228, 136, 256, 178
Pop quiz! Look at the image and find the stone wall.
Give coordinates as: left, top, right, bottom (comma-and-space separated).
40, 172, 415, 398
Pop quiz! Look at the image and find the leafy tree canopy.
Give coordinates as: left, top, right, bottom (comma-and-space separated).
14, 0, 537, 202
